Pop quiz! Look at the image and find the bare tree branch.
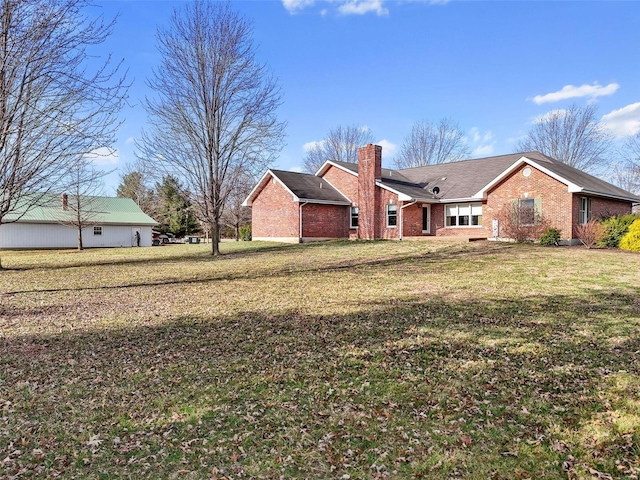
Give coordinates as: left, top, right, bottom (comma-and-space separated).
0, 0, 128, 268
394, 118, 471, 169
517, 104, 612, 172
137, 0, 285, 256
302, 124, 374, 173
58, 158, 112, 250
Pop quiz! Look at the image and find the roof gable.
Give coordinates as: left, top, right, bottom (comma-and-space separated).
243, 169, 350, 206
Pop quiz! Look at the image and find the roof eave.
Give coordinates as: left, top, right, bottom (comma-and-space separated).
297, 198, 351, 206
316, 160, 358, 178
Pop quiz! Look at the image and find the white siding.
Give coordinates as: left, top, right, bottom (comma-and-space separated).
0, 223, 153, 249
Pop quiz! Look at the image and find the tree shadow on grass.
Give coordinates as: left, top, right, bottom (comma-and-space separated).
3, 240, 515, 295
1, 288, 639, 478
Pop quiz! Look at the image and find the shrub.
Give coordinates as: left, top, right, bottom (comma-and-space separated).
239, 225, 252, 241
496, 202, 549, 242
575, 219, 604, 249
539, 227, 562, 246
598, 214, 640, 248
619, 219, 640, 252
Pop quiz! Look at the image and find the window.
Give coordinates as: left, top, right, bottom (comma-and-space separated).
445, 203, 482, 227
579, 196, 592, 224
93, 226, 103, 236
422, 206, 430, 233
350, 206, 359, 228
386, 204, 397, 227
518, 198, 535, 226
514, 198, 541, 225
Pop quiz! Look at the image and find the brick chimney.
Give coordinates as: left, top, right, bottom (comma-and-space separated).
61, 193, 68, 211
357, 144, 382, 240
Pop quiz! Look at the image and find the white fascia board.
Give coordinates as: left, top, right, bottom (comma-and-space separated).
524, 158, 581, 192
296, 198, 351, 206
473, 158, 527, 198
322, 177, 352, 203
242, 170, 298, 206
316, 160, 358, 178
439, 197, 483, 204
579, 190, 640, 203
375, 181, 412, 201
474, 156, 579, 199
242, 170, 272, 206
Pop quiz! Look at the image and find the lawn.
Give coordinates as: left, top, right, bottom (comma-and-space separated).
1, 240, 639, 479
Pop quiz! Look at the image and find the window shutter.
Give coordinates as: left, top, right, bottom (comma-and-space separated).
534, 197, 542, 224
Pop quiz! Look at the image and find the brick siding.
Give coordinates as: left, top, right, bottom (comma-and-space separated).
252, 176, 299, 239
322, 165, 360, 235
486, 164, 573, 240
301, 203, 349, 238
358, 145, 382, 240
571, 195, 632, 238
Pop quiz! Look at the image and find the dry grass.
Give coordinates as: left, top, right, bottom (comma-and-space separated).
1, 240, 639, 479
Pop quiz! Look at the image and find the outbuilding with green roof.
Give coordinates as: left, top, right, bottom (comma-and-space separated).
0, 195, 158, 249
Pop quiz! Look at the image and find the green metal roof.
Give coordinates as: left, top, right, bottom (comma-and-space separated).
4, 194, 158, 226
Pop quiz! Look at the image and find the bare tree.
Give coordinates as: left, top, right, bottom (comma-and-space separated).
611, 161, 640, 195
221, 174, 253, 241
517, 104, 612, 172
393, 118, 471, 169
623, 130, 640, 167
58, 159, 112, 250
302, 124, 374, 173
138, 0, 285, 256
0, 0, 127, 269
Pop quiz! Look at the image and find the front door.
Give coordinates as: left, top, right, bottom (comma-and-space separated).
422, 205, 430, 234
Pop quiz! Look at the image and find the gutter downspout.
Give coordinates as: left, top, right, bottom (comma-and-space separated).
399, 200, 417, 241
299, 201, 308, 243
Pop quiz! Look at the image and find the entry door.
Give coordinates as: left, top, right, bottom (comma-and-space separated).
132, 227, 141, 247
422, 206, 430, 234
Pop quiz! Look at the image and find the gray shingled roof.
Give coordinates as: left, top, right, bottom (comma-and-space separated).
331, 153, 640, 203
526, 152, 640, 201
271, 170, 351, 204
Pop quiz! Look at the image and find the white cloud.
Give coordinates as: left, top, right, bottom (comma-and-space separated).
84, 147, 119, 166
338, 0, 388, 16
469, 127, 493, 144
530, 83, 619, 105
125, 137, 135, 145
533, 109, 569, 124
282, 0, 446, 15
376, 139, 397, 158
467, 127, 495, 157
303, 140, 325, 152
601, 102, 640, 138
290, 165, 304, 173
282, 0, 315, 14
472, 144, 495, 156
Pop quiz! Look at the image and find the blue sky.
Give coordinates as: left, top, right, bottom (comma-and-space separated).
91, 0, 640, 192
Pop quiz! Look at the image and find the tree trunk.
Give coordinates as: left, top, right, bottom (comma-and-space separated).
235, 224, 239, 241
77, 226, 83, 250
211, 219, 220, 256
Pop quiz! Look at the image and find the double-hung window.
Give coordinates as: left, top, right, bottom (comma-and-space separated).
350, 206, 359, 228
94, 226, 103, 236
386, 204, 397, 227
518, 198, 535, 226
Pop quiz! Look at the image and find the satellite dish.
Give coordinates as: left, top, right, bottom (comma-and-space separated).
432, 186, 440, 195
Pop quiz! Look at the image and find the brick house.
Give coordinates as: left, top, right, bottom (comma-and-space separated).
243, 144, 640, 243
